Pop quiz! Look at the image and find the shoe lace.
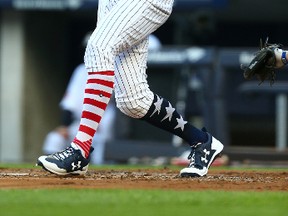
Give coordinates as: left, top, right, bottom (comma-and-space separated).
187, 143, 202, 168
52, 147, 75, 161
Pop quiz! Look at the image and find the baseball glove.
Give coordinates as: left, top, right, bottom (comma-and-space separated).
241, 37, 282, 85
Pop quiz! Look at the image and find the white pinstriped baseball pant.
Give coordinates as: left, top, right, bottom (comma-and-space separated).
84, 0, 174, 118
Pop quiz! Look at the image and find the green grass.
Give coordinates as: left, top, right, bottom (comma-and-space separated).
0, 189, 287, 216
1, 164, 287, 216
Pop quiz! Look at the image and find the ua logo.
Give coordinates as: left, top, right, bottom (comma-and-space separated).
201, 149, 210, 164
71, 161, 81, 170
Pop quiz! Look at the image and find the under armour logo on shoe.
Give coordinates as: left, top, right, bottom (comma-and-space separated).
71, 161, 81, 170
201, 149, 210, 164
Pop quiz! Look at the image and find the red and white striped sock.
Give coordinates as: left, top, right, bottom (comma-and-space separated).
72, 70, 114, 158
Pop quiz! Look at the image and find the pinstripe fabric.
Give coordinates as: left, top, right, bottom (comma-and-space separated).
74, 0, 174, 157
114, 41, 154, 118
85, 0, 174, 118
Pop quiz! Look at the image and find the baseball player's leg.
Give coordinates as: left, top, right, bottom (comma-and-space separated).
115, 46, 224, 176
37, 71, 114, 175
114, 41, 209, 146
114, 38, 223, 177
37, 0, 174, 175
73, 0, 173, 157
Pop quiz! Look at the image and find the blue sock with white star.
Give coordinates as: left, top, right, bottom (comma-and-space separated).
141, 94, 208, 146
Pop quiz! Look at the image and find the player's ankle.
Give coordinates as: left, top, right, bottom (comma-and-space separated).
71, 142, 86, 158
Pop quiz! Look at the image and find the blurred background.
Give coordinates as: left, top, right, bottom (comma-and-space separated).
1, 0, 288, 165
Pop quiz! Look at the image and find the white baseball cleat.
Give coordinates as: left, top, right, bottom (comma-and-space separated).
37, 146, 93, 175
180, 133, 224, 177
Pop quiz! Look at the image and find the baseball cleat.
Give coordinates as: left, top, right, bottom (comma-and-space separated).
37, 146, 94, 175
180, 133, 224, 177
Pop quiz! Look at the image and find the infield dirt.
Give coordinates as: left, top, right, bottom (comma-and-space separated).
0, 167, 287, 191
